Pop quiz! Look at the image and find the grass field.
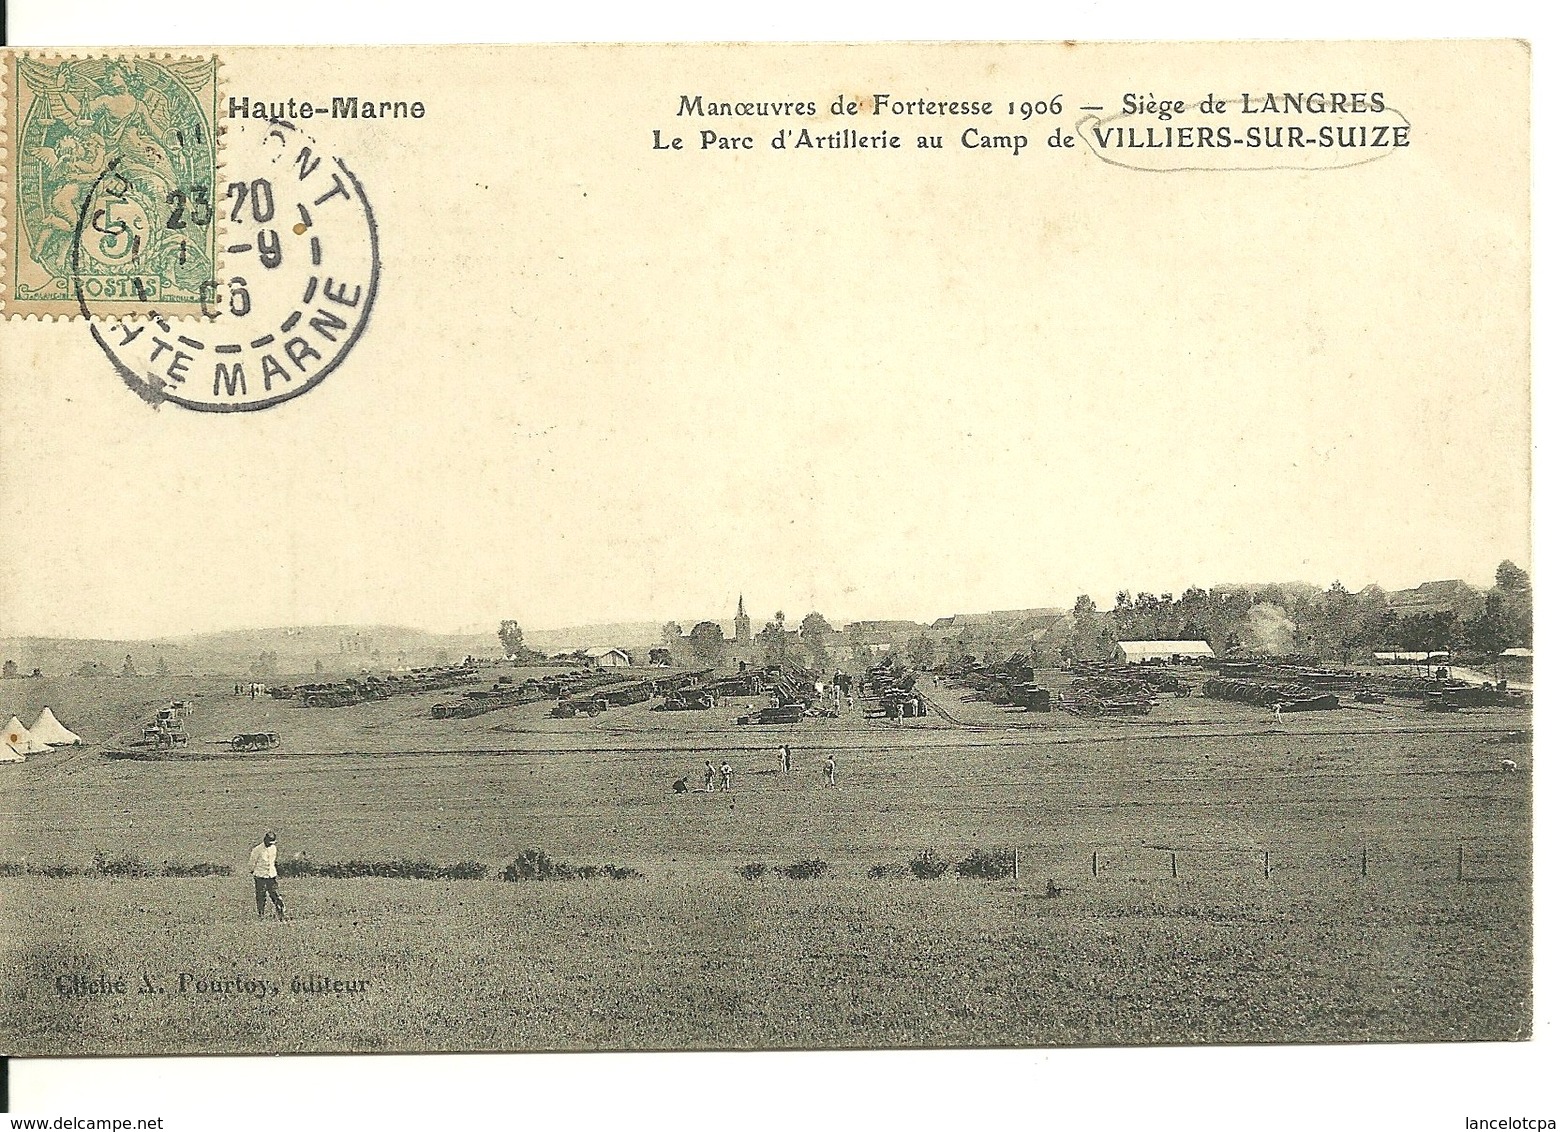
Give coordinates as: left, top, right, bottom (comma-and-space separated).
0, 672, 1532, 1053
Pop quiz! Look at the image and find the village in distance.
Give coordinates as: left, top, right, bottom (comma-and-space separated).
0, 561, 1535, 687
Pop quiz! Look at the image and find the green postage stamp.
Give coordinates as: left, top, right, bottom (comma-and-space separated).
4, 55, 220, 317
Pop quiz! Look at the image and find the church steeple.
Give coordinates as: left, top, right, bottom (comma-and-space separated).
734, 594, 752, 645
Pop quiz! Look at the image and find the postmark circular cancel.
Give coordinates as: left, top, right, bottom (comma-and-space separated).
75, 116, 380, 411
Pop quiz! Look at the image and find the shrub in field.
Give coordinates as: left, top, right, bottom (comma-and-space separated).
317, 861, 369, 878
736, 862, 769, 880
280, 858, 465, 879
387, 859, 443, 880
775, 858, 829, 880
32, 863, 79, 878
909, 852, 949, 879
160, 861, 233, 877
318, 859, 429, 879
1044, 879, 1063, 898
282, 858, 489, 880
502, 849, 559, 881
0, 862, 24, 877
92, 852, 156, 877
955, 848, 1016, 880
868, 862, 907, 878
266, 853, 582, 883
502, 854, 640, 881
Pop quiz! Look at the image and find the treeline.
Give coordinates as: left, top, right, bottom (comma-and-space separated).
895, 561, 1532, 668
660, 611, 846, 670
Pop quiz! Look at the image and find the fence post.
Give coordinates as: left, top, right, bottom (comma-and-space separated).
1092, 850, 1099, 878
1263, 850, 1270, 879
1457, 844, 1464, 881
1361, 845, 1367, 877
1171, 851, 1178, 879
1013, 847, 1020, 882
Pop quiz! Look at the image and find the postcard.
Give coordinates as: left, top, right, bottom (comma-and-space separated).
0, 41, 1531, 1056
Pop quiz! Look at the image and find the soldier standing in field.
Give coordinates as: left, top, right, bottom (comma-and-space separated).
719, 760, 733, 792
249, 830, 286, 920
823, 753, 836, 786
703, 760, 717, 793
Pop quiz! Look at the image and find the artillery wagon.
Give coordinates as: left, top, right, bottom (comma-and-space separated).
660, 687, 717, 711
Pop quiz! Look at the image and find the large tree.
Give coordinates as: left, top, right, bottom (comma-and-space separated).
908, 632, 937, 670
1068, 595, 1110, 661
498, 620, 528, 659
1309, 580, 1357, 662
689, 621, 726, 666
758, 619, 789, 667
1495, 560, 1531, 593
1464, 591, 1512, 656
1492, 560, 1533, 647
1397, 611, 1456, 654
799, 612, 833, 669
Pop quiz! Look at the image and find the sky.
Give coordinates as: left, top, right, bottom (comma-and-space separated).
0, 42, 1531, 640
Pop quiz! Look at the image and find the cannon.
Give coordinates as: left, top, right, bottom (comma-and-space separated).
737, 704, 805, 725
659, 688, 716, 711
550, 699, 603, 718
230, 732, 281, 751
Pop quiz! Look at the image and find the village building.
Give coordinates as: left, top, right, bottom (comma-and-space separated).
1386, 579, 1484, 619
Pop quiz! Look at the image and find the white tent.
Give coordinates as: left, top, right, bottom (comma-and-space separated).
0, 740, 24, 763
29, 707, 82, 746
1115, 640, 1216, 664
3, 716, 51, 756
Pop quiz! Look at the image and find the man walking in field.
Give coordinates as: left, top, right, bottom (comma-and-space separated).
719, 760, 733, 792
779, 744, 792, 773
249, 831, 286, 920
823, 753, 836, 786
704, 760, 717, 793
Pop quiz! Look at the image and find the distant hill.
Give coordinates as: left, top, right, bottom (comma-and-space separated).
1209, 582, 1329, 599
0, 620, 671, 678
523, 622, 667, 654
0, 625, 494, 679
0, 574, 1504, 679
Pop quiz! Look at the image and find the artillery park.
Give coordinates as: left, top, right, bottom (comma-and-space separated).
0, 590, 1533, 1054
